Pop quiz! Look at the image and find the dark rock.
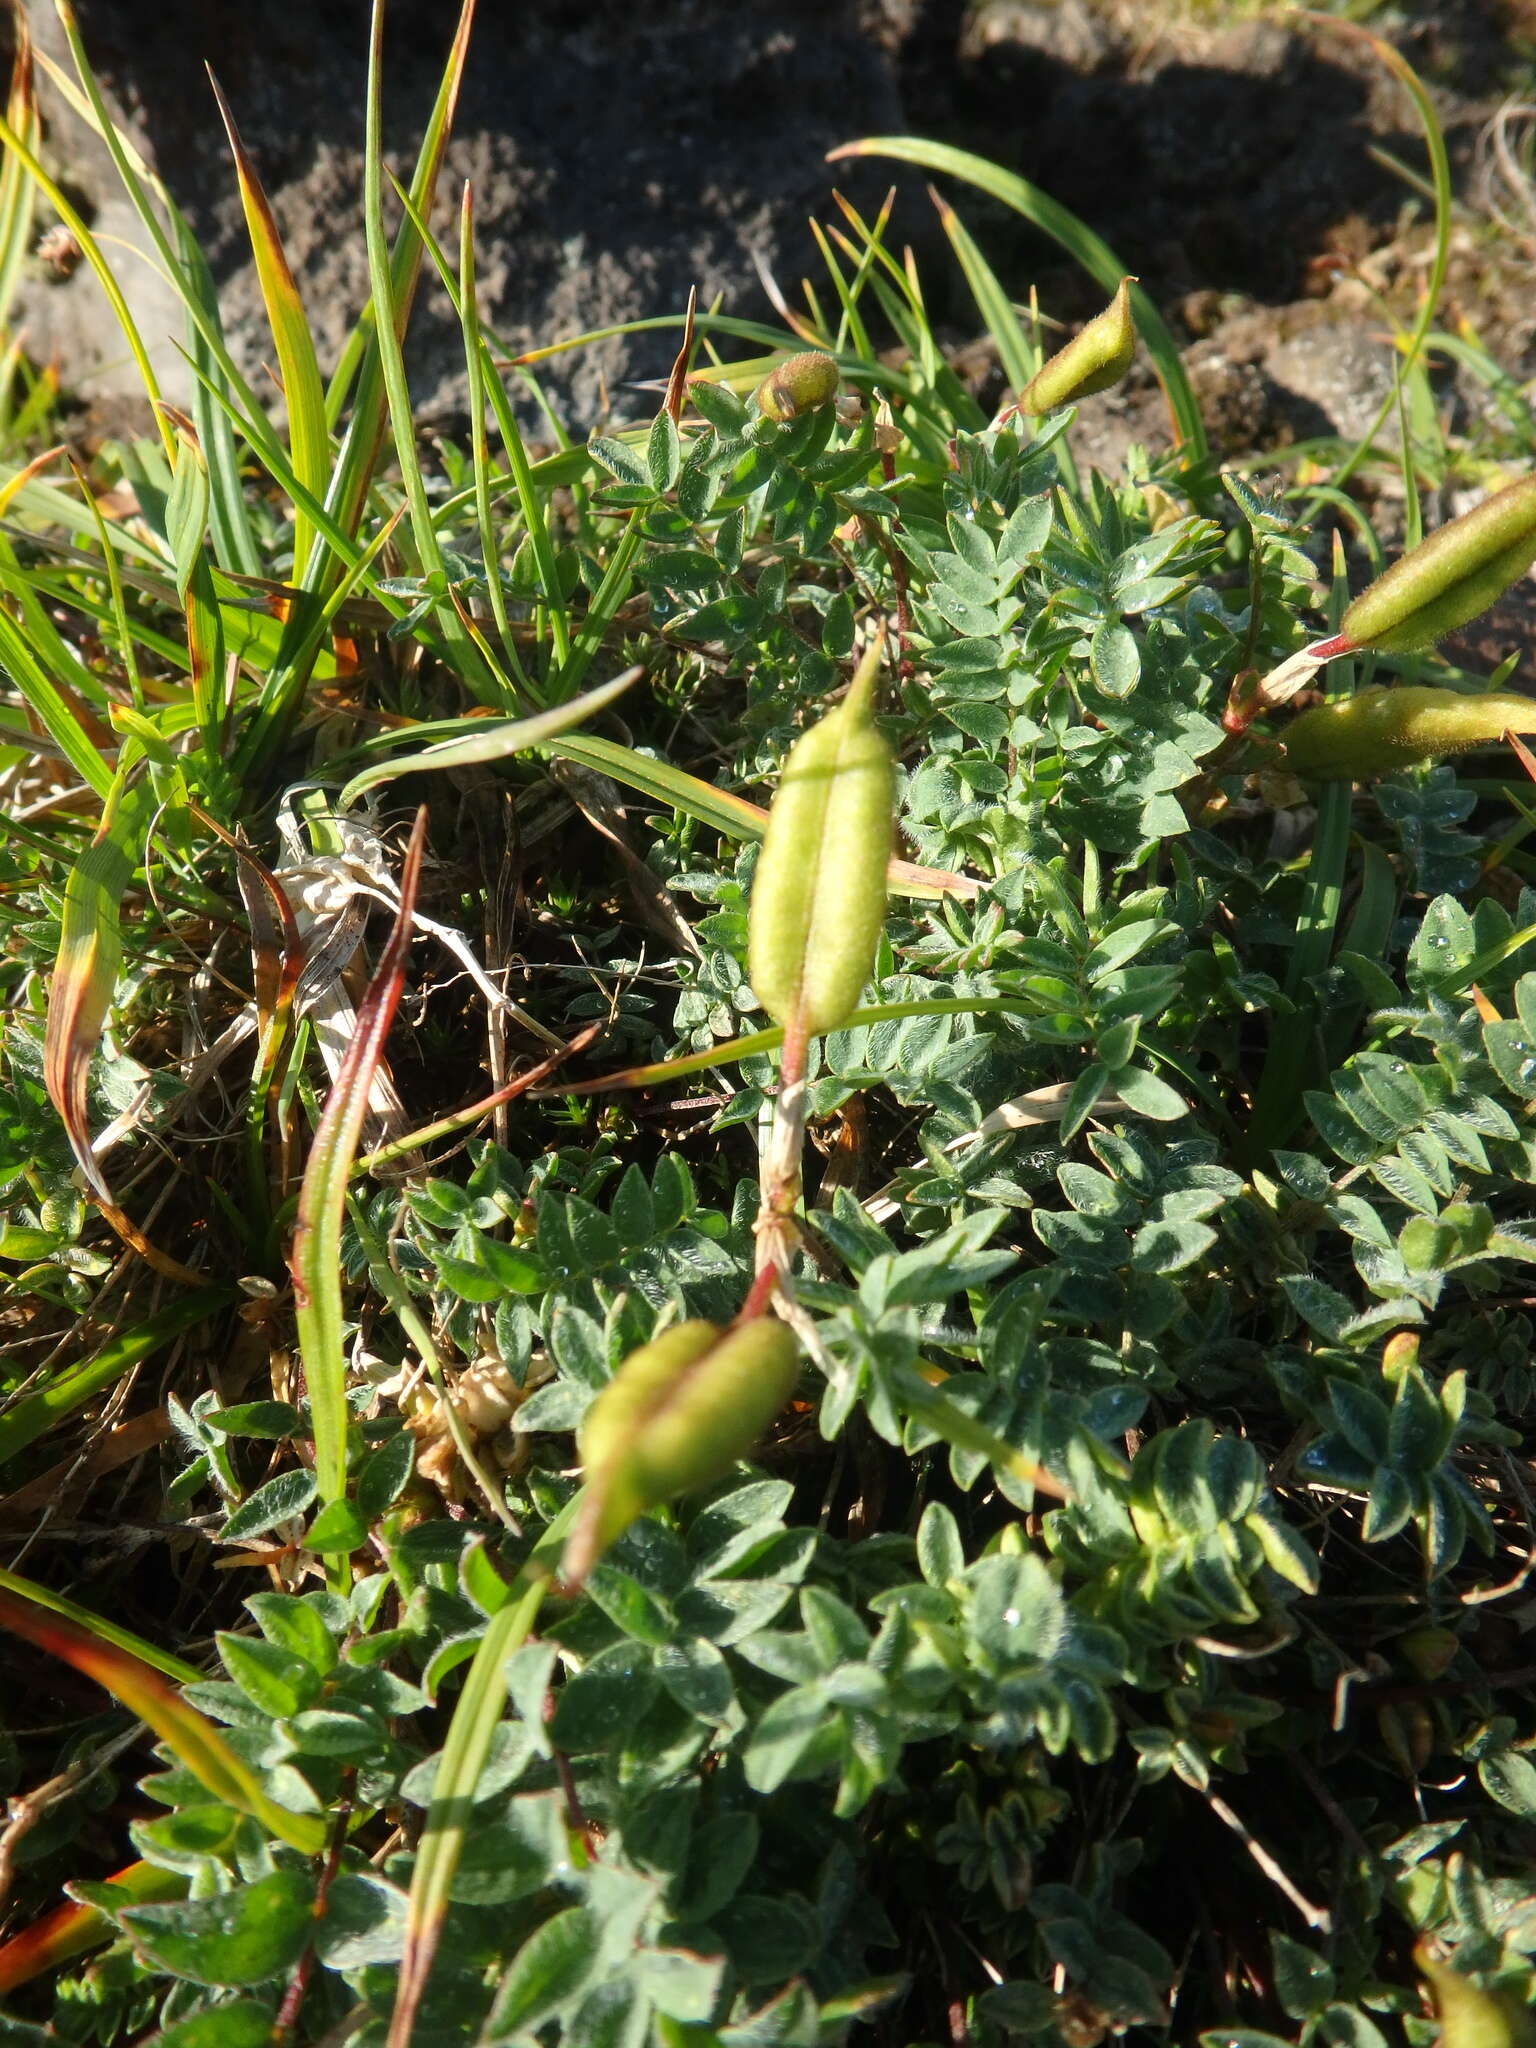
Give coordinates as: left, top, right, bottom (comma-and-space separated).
15, 0, 909, 434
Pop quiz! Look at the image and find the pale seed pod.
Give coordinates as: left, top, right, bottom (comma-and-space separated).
1281, 685, 1536, 782
1341, 478, 1536, 653
1416, 1940, 1536, 2048
748, 637, 895, 1038
1020, 277, 1136, 415
564, 1316, 801, 1586
754, 350, 840, 423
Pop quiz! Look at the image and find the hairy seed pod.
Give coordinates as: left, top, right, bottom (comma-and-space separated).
1020, 276, 1137, 414
754, 350, 840, 423
1341, 478, 1536, 653
748, 638, 895, 1037
1416, 1941, 1536, 2048
1281, 685, 1536, 782
565, 1317, 801, 1585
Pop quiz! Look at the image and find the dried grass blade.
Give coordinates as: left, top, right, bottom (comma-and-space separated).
0, 1581, 325, 1852
187, 803, 306, 1200
290, 809, 428, 1513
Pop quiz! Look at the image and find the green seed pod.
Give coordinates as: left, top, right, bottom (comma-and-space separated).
565, 1317, 801, 1585
1341, 478, 1536, 653
1281, 685, 1536, 782
1416, 1942, 1536, 2048
1020, 276, 1137, 414
754, 350, 840, 423
748, 638, 895, 1037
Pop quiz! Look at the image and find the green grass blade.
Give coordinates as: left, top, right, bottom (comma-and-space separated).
543, 733, 975, 901
0, 602, 114, 797
457, 184, 524, 689
360, 0, 493, 704
290, 811, 427, 1524
388, 1495, 581, 2048
927, 184, 1036, 400
0, 1566, 201, 1685
339, 667, 641, 808
0, 106, 172, 462
396, 169, 571, 679
830, 135, 1207, 458
0, 1289, 231, 1471
1308, 21, 1450, 501
318, 0, 475, 579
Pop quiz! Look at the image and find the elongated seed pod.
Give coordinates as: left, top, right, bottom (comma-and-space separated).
565, 1317, 801, 1585
1281, 685, 1536, 782
1020, 277, 1137, 414
1416, 1942, 1536, 2048
755, 350, 840, 423
748, 639, 895, 1037
1341, 478, 1536, 653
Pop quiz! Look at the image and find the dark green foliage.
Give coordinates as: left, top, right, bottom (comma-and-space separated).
7, 116, 1536, 2048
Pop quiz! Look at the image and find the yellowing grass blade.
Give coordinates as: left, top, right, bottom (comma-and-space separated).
0, 1581, 325, 1852
290, 809, 427, 1519
0, 1860, 184, 1997
207, 71, 330, 579
0, 12, 39, 343
42, 775, 207, 1285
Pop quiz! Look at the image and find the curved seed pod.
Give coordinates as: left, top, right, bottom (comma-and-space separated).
1416, 1942, 1536, 2048
1341, 478, 1536, 653
748, 638, 895, 1037
1281, 685, 1536, 782
1020, 276, 1136, 414
754, 350, 840, 423
565, 1317, 801, 1586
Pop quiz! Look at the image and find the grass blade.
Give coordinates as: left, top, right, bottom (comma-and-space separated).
0, 1580, 324, 1851
42, 773, 207, 1284
208, 71, 330, 579
0, 1862, 184, 1997
829, 135, 1207, 458
0, 601, 114, 797
0, 1289, 231, 1471
0, 103, 172, 460
544, 733, 977, 901
1304, 17, 1451, 501
394, 168, 571, 680
356, 0, 491, 706
388, 1497, 580, 2048
338, 667, 642, 807
290, 809, 427, 1520
0, 8, 38, 339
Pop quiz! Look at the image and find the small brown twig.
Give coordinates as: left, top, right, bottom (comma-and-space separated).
273, 1789, 353, 2046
